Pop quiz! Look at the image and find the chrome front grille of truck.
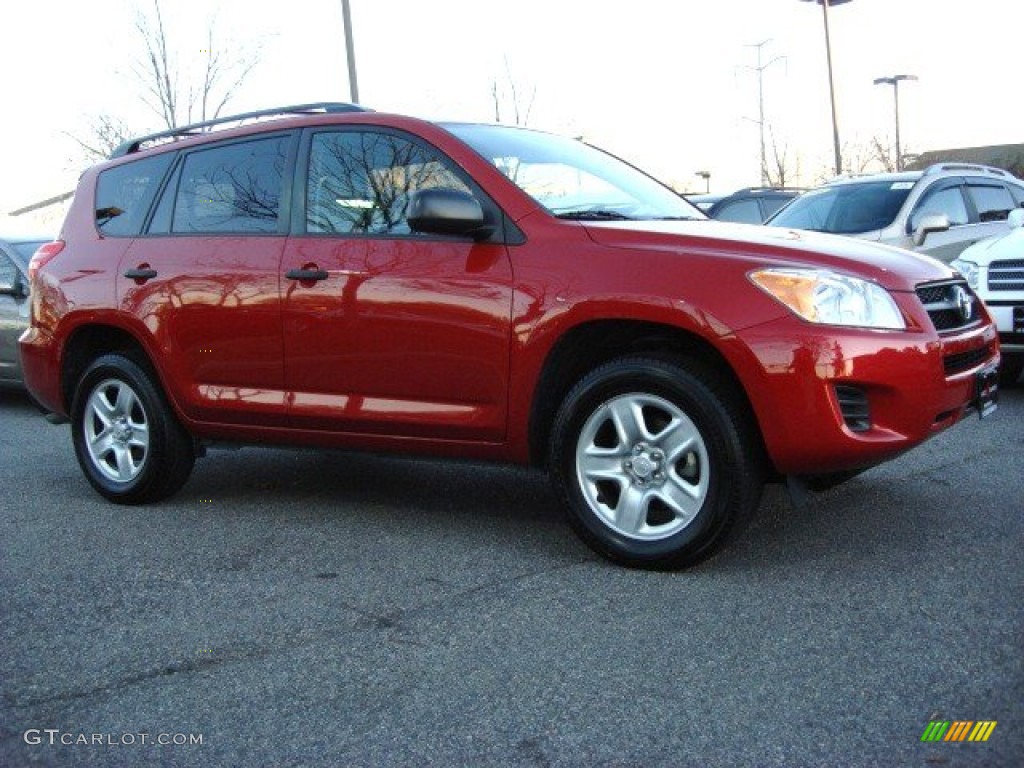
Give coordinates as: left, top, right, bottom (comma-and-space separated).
987, 259, 1024, 291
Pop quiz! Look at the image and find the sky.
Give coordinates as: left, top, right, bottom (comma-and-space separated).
2, 0, 1022, 216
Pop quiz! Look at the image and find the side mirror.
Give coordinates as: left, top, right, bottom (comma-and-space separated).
407, 188, 493, 240
912, 213, 950, 246
1008, 208, 1024, 229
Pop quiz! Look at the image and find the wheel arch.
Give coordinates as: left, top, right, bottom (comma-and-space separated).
527, 319, 770, 472
60, 321, 162, 414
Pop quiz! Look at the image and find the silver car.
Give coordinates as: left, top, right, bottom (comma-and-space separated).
767, 163, 1024, 263
1, 232, 51, 388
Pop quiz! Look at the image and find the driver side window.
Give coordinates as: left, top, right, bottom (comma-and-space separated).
909, 185, 968, 231
306, 130, 470, 236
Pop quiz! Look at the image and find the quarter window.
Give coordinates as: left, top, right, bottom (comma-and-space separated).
1009, 182, 1024, 207
95, 153, 174, 236
172, 137, 288, 234
306, 130, 471, 235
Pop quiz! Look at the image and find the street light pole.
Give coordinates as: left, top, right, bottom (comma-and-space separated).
341, 0, 360, 103
745, 40, 786, 186
800, 0, 852, 177
695, 171, 711, 193
873, 74, 918, 171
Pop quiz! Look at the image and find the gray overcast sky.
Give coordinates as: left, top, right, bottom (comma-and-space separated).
2, 0, 1022, 214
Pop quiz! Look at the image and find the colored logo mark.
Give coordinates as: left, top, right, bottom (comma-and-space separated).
921, 720, 997, 742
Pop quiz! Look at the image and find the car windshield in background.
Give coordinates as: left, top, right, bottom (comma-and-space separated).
444, 123, 704, 221
768, 180, 913, 234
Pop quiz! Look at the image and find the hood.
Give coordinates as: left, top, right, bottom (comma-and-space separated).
958, 227, 1024, 265
580, 219, 954, 291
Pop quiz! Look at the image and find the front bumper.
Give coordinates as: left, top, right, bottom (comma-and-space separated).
729, 315, 1000, 476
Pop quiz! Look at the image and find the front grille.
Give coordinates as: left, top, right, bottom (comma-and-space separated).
916, 285, 948, 304
988, 259, 1024, 292
915, 280, 982, 334
943, 345, 992, 376
834, 385, 870, 432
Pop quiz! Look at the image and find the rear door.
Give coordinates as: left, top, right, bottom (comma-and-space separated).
280, 127, 514, 441
121, 133, 295, 425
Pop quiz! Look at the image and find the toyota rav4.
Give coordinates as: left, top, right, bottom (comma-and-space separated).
20, 103, 1002, 568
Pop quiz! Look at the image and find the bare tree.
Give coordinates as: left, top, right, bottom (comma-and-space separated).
68, 115, 135, 164
763, 126, 792, 188
70, 0, 261, 165
132, 0, 261, 130
869, 136, 898, 173
490, 57, 536, 126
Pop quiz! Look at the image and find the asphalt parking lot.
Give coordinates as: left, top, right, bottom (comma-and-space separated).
1, 384, 1021, 767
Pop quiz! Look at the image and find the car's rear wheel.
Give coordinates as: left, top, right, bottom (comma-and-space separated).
549, 356, 763, 569
71, 353, 194, 503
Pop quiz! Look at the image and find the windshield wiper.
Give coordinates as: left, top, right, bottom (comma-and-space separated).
555, 210, 635, 221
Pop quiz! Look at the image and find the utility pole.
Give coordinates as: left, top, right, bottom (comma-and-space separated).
341, 0, 360, 103
800, 0, 853, 177
744, 40, 786, 186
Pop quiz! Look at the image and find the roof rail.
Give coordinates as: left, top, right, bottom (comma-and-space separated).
110, 102, 368, 158
922, 162, 1009, 178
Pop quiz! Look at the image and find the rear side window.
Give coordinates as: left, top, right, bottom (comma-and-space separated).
172, 136, 289, 234
967, 182, 1015, 222
95, 153, 174, 237
714, 199, 762, 224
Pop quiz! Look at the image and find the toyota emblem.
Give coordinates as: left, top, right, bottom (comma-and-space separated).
952, 285, 974, 322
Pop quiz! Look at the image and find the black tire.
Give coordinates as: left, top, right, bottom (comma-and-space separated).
999, 359, 1022, 388
549, 356, 764, 569
71, 353, 195, 504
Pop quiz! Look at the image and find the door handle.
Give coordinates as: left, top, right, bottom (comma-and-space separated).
285, 268, 330, 281
123, 267, 158, 281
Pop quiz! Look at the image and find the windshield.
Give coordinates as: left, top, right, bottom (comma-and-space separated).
443, 123, 704, 221
768, 180, 913, 234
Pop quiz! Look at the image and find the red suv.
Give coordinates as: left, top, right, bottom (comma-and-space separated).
20, 103, 1001, 568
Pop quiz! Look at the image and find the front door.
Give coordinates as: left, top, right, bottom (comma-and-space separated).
281, 128, 513, 442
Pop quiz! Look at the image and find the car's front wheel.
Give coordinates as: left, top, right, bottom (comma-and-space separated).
550, 356, 764, 569
71, 353, 195, 503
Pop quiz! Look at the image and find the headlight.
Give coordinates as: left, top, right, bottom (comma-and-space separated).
950, 258, 979, 290
749, 268, 906, 330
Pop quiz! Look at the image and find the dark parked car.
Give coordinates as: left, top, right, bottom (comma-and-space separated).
1, 229, 51, 387
705, 187, 805, 224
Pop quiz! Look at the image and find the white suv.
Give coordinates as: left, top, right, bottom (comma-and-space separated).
768, 164, 1024, 264
952, 208, 1024, 386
